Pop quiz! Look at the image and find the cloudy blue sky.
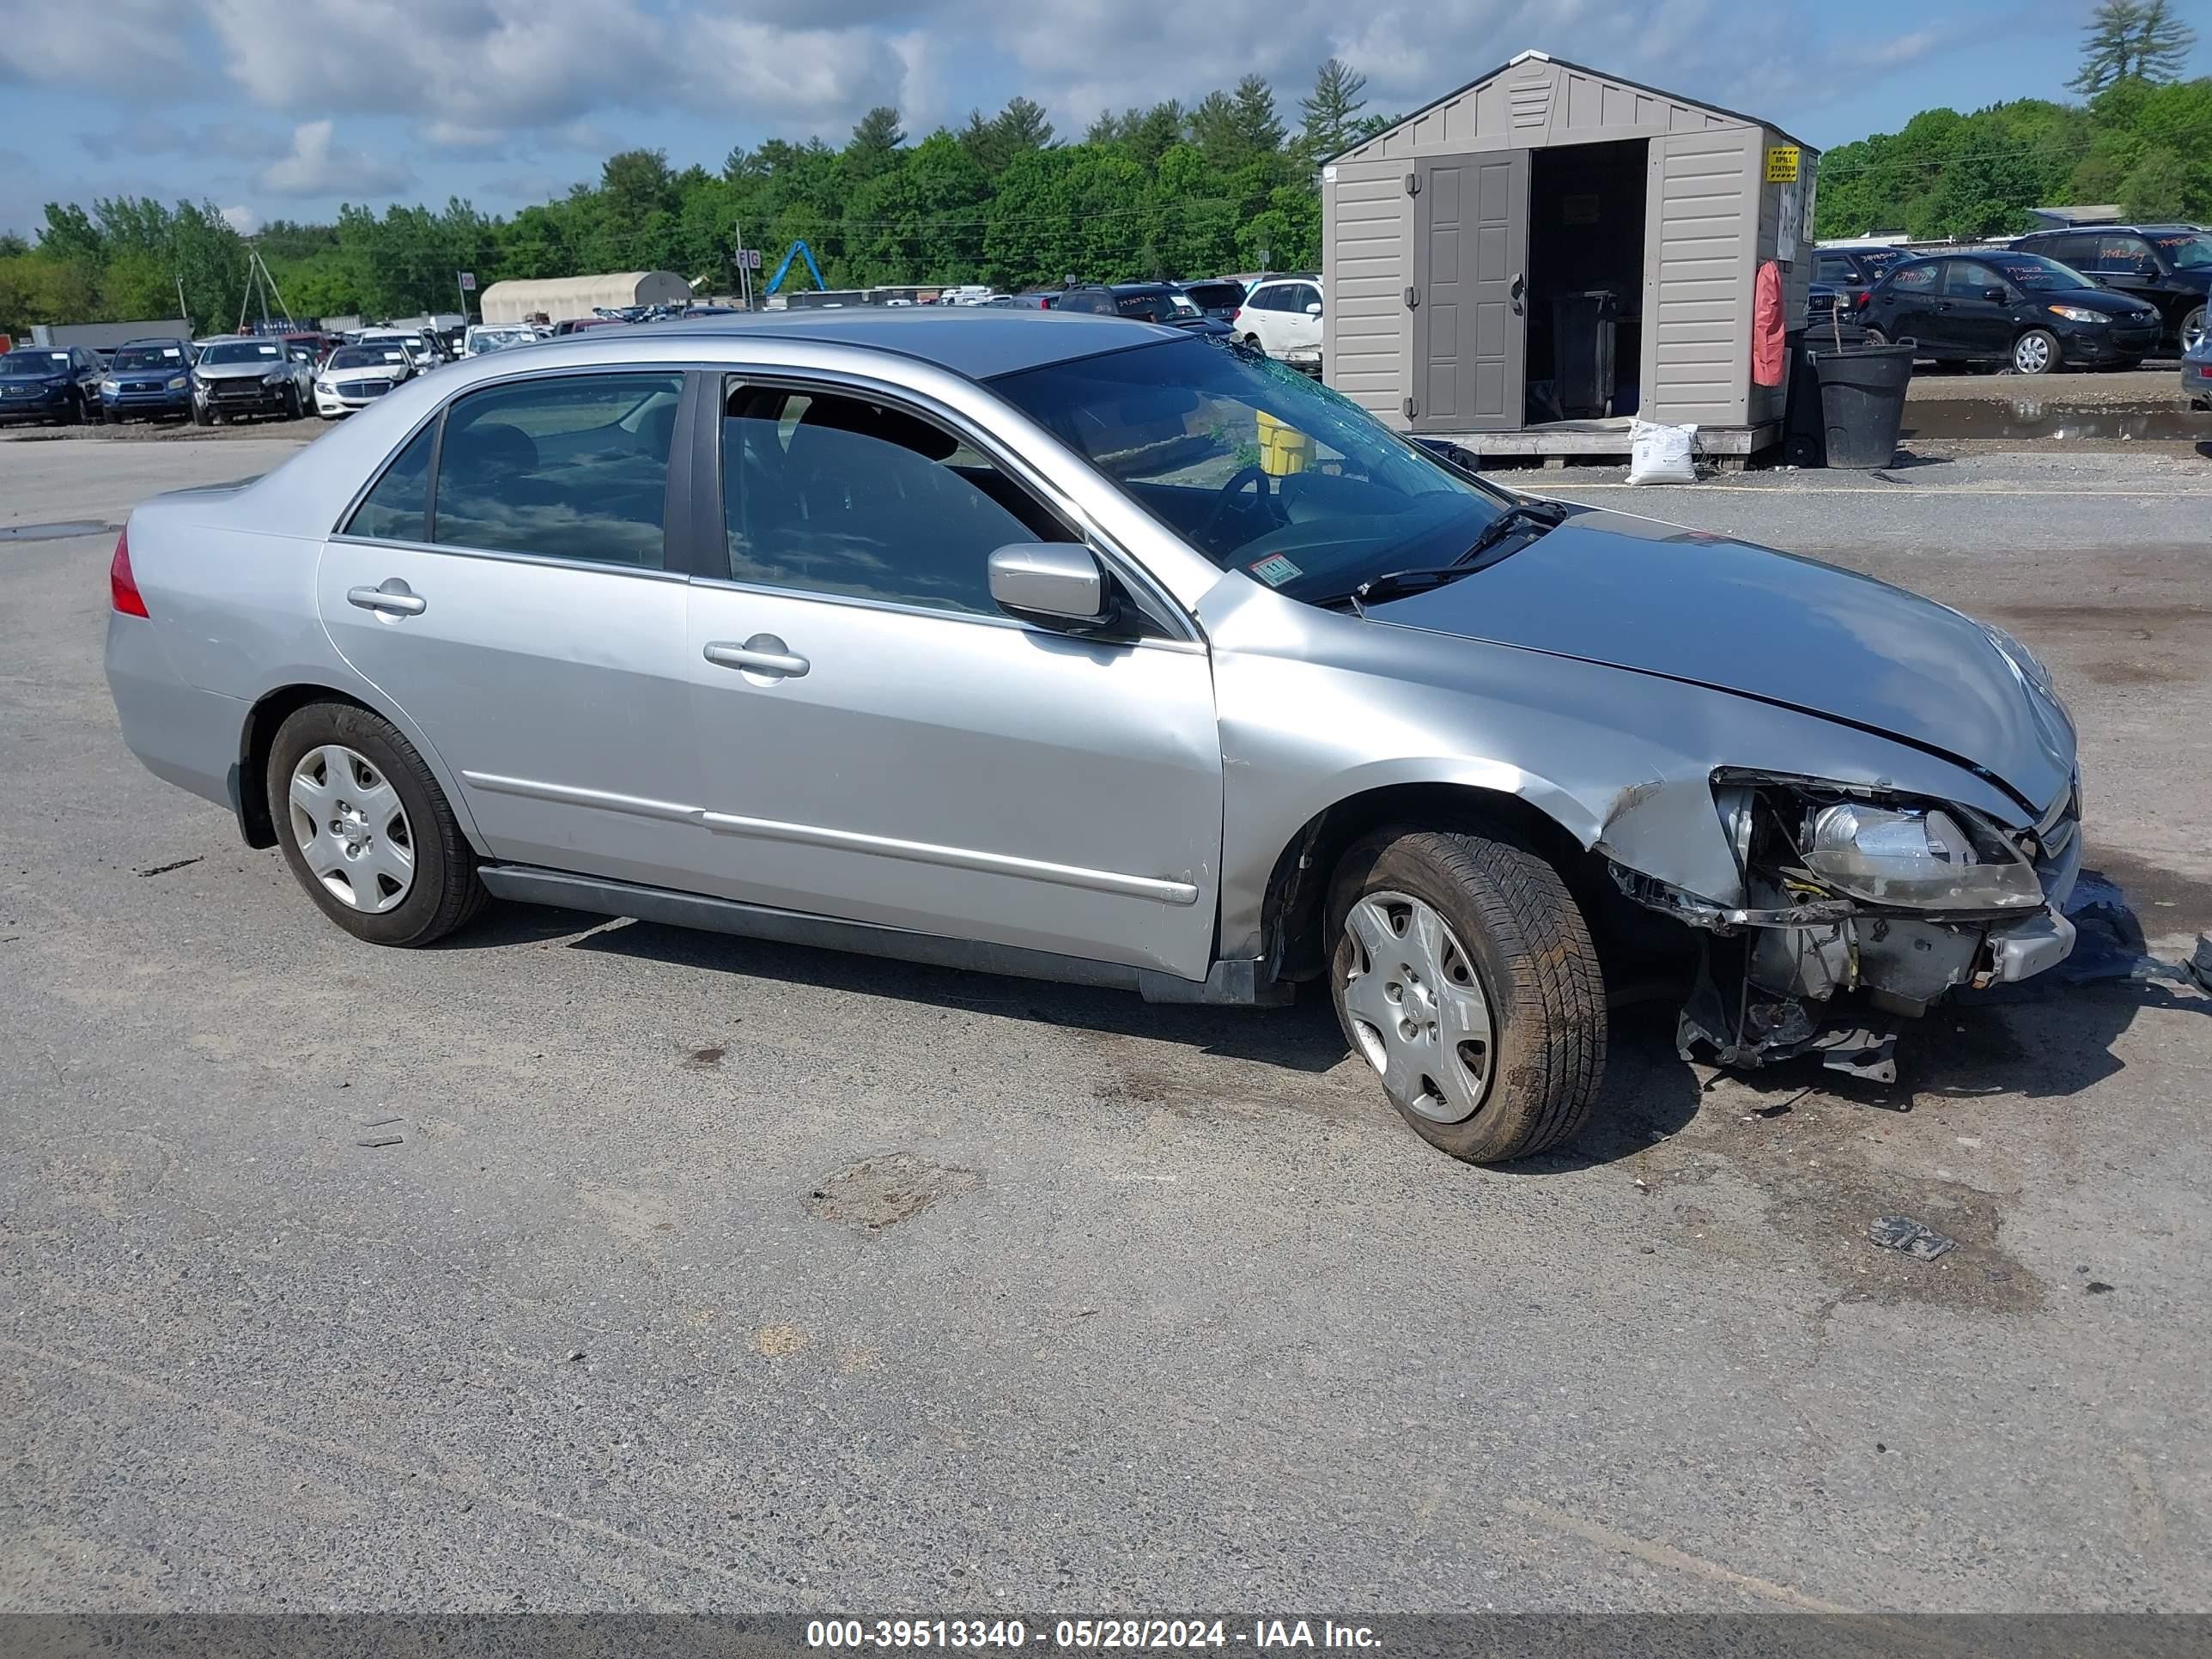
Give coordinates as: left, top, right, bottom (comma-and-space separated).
1, 0, 2203, 239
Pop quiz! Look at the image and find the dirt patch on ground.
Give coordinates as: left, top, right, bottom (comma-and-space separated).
803, 1152, 980, 1236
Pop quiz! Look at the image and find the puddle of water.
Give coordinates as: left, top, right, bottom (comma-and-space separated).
0, 520, 117, 543
1905, 400, 2208, 441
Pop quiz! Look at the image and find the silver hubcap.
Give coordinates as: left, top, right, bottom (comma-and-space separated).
2185, 313, 2206, 353
288, 744, 414, 914
2015, 334, 2050, 373
1340, 890, 1495, 1124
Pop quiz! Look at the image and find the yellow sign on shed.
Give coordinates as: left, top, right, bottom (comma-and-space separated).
1765, 146, 1801, 183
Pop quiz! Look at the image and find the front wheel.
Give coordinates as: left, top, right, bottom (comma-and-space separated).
2180, 306, 2206, 356
2012, 328, 2060, 375
191, 400, 211, 427
283, 386, 302, 420
1328, 825, 1606, 1164
267, 702, 487, 947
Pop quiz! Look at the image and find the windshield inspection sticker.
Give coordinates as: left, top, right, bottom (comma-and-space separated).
1249, 554, 1302, 587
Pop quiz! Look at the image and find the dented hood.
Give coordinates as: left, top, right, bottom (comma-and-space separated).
1366, 507, 2075, 813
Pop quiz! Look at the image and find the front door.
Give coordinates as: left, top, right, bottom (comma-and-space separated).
1938, 259, 2014, 359
684, 378, 1223, 981
316, 369, 702, 892
1411, 152, 1528, 433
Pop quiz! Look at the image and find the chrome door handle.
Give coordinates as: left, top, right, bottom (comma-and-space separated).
704, 636, 809, 678
347, 581, 425, 617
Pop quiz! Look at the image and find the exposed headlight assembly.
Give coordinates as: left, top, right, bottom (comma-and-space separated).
1717, 776, 2045, 915
167, 375, 187, 391
1803, 801, 2044, 911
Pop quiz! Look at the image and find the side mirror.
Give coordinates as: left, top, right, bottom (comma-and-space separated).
1304, 301, 1323, 316
988, 543, 1115, 630
1983, 286, 2009, 304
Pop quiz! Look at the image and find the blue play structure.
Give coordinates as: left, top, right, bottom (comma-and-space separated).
764, 242, 827, 296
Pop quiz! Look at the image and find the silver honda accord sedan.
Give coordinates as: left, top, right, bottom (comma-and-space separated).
104, 312, 2081, 1163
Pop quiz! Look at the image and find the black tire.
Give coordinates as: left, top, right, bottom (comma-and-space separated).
1863, 326, 1887, 347
1327, 823, 1605, 1164
283, 386, 302, 420
191, 400, 211, 427
266, 702, 486, 947
2012, 328, 2061, 375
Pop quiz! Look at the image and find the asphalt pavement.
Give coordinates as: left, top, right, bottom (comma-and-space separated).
2, 434, 2208, 1613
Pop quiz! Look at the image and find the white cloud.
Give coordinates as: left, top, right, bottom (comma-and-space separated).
259, 120, 414, 198
220, 204, 264, 234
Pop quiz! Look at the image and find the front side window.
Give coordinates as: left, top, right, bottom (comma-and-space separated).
2148, 231, 2212, 271
1814, 254, 1855, 284
1292, 285, 1322, 313
991, 335, 1514, 606
432, 372, 682, 568
720, 381, 1070, 615
346, 421, 436, 543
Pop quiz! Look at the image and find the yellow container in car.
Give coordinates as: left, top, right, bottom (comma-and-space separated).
1255, 410, 1314, 477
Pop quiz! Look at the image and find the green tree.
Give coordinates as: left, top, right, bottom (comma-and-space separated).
844, 106, 908, 185
2070, 0, 2197, 94
1298, 58, 1369, 161
2119, 146, 2190, 216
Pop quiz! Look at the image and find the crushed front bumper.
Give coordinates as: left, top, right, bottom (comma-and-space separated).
1624, 778, 2083, 1082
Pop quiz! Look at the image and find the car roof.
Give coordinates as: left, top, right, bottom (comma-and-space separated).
620, 309, 1186, 380
2022, 223, 2195, 235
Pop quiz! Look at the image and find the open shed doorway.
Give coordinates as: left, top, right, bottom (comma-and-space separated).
1523, 138, 1648, 425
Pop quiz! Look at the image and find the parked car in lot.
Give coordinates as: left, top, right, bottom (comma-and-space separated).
463, 324, 538, 357
98, 338, 196, 422
1803, 283, 1868, 347
190, 337, 311, 424
1175, 279, 1249, 320
103, 312, 2084, 1164
1053, 284, 1232, 336
2185, 330, 2212, 410
1234, 276, 1323, 368
313, 342, 416, 418
2011, 224, 2210, 355
0, 343, 106, 424
1810, 245, 1909, 312
1863, 251, 2162, 374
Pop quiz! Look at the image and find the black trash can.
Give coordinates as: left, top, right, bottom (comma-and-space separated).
1814, 341, 1916, 469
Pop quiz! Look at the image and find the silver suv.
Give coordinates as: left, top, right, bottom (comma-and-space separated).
104, 313, 2081, 1163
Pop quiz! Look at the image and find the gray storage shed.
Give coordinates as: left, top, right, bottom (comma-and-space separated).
1322, 51, 1818, 462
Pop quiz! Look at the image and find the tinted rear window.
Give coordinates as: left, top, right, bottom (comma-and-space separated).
1181, 283, 1245, 310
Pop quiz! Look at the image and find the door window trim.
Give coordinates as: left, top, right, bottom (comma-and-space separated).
699, 368, 1201, 646
330, 365, 695, 584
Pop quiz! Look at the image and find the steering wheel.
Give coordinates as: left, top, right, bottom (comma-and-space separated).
1199, 464, 1275, 543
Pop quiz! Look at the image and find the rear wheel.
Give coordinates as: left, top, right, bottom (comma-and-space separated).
2012, 329, 2060, 375
1243, 332, 1265, 354
1328, 825, 1606, 1164
1863, 326, 1889, 347
266, 702, 486, 947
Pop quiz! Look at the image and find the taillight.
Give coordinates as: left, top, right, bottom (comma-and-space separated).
110, 526, 149, 617
1232, 307, 1243, 325
1855, 291, 1870, 310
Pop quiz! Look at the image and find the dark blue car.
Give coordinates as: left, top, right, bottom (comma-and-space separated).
100, 338, 197, 422
0, 343, 106, 425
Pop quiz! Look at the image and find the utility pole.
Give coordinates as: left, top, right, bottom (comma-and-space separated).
175, 273, 191, 337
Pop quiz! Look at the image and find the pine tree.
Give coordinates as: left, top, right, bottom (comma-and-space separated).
1298, 58, 1370, 160
2069, 0, 2197, 94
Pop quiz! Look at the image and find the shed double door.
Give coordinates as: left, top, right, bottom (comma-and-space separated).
1409, 152, 1528, 433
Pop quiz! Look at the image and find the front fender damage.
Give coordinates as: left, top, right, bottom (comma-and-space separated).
1605, 775, 2081, 1083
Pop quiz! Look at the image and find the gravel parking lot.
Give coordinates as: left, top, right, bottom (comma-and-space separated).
3, 434, 2209, 1613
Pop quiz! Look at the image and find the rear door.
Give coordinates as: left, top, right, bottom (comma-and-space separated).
1411, 152, 1528, 432
681, 375, 1223, 980
1879, 260, 1943, 347
317, 368, 702, 891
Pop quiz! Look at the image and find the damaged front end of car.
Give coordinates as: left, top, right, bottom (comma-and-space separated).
1612, 770, 2082, 1082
